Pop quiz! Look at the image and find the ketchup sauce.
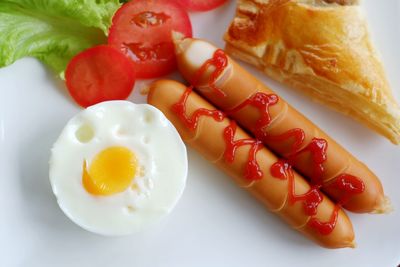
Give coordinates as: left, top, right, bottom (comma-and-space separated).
271, 160, 323, 216
191, 49, 228, 98
171, 48, 365, 236
172, 86, 225, 130
224, 121, 263, 180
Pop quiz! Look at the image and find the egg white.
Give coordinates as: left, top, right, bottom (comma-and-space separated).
49, 101, 188, 236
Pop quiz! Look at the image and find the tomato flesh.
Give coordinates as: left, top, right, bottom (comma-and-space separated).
108, 0, 192, 79
178, 0, 227, 11
65, 45, 136, 108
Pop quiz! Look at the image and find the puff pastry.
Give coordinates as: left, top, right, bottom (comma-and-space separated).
224, 0, 400, 144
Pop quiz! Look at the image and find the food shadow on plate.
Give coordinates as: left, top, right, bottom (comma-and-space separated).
16, 126, 87, 236
42, 62, 76, 107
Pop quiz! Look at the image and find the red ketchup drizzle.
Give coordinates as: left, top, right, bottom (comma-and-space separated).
173, 48, 366, 236
270, 160, 323, 216
214, 54, 363, 235
334, 174, 366, 203
270, 133, 328, 185
225, 92, 279, 139
264, 128, 305, 154
171, 86, 263, 181
172, 86, 225, 130
224, 121, 263, 181
308, 205, 340, 235
191, 49, 228, 98
306, 174, 365, 235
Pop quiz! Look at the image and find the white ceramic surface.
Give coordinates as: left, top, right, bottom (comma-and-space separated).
1, 1, 399, 266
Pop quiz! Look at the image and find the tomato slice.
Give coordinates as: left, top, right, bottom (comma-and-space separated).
108, 0, 192, 79
178, 0, 227, 11
65, 45, 136, 108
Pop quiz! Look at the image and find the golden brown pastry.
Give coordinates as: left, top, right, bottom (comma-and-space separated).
224, 0, 400, 144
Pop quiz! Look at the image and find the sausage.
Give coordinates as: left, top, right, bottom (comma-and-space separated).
148, 79, 355, 249
174, 37, 390, 214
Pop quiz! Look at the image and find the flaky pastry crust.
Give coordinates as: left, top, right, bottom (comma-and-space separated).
224, 0, 400, 144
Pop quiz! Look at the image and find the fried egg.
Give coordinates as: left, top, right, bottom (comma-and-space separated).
49, 101, 187, 236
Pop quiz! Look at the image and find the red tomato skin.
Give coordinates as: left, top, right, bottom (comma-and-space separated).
65, 45, 136, 108
108, 0, 192, 79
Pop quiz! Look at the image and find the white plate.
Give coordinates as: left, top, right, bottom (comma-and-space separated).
1, 1, 399, 266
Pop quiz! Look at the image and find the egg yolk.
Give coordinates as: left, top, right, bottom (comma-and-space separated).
82, 146, 137, 196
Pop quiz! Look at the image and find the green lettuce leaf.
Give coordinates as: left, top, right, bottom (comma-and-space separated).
0, 0, 121, 76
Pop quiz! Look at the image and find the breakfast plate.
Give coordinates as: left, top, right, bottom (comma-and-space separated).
1, 0, 399, 266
